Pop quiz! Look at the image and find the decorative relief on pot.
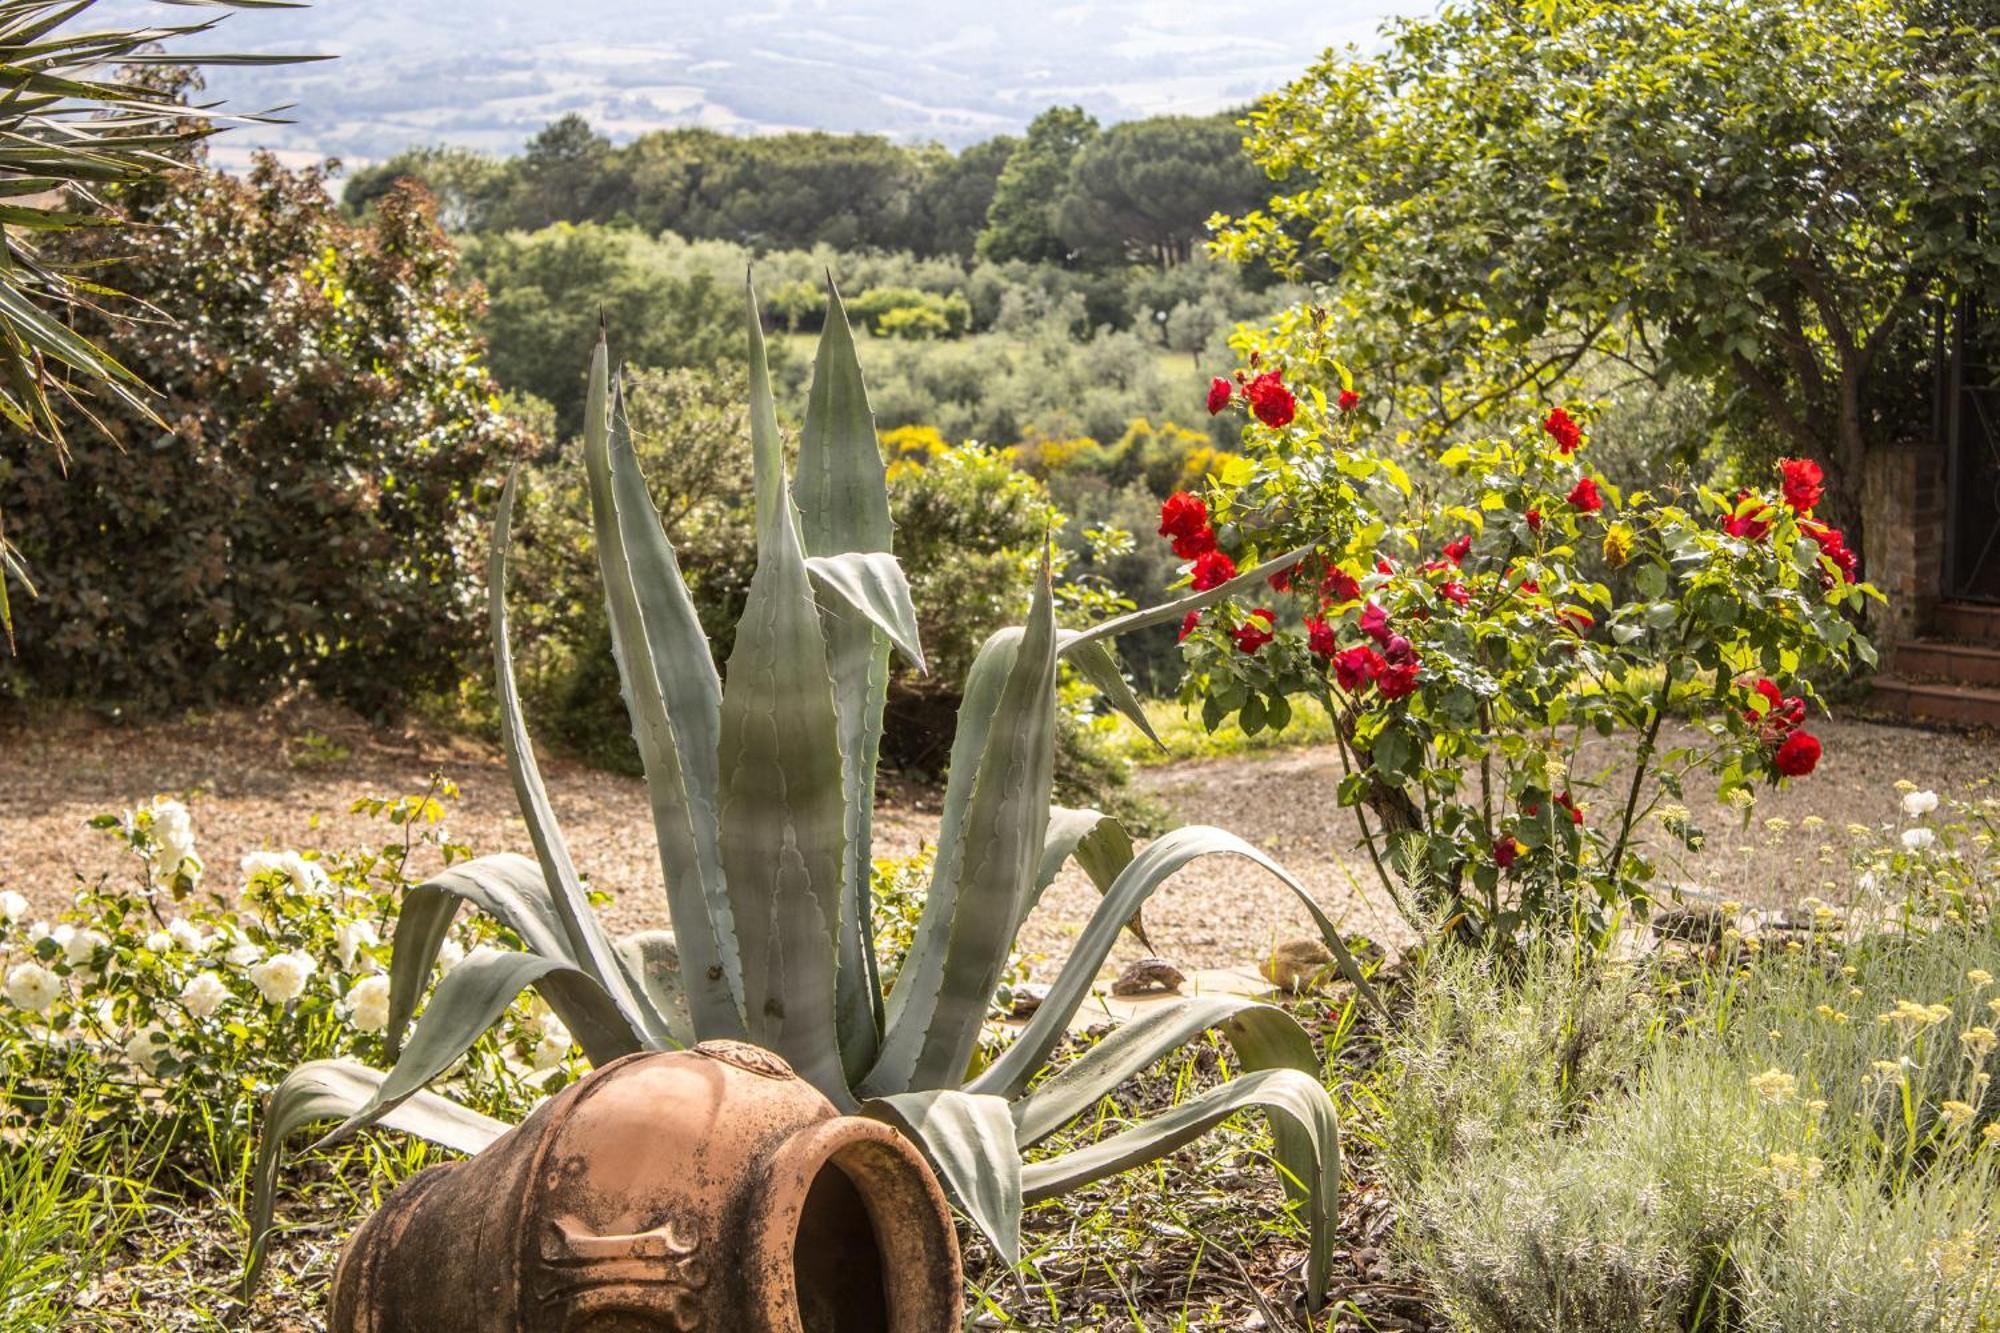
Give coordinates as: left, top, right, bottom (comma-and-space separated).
690, 1038, 796, 1080
537, 1214, 707, 1328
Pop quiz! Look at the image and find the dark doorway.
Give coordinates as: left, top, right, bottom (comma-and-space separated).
1944, 288, 2000, 602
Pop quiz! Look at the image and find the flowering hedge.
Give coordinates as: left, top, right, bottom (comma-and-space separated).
1164, 357, 1880, 942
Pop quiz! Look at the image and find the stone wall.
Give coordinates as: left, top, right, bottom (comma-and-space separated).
1862, 438, 1947, 643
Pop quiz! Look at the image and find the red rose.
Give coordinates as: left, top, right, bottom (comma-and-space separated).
1333, 645, 1384, 689
1158, 491, 1208, 542
1306, 616, 1338, 659
1721, 490, 1774, 541
1377, 659, 1420, 699
1231, 609, 1276, 655
1541, 406, 1584, 454
1558, 608, 1594, 634
1493, 837, 1521, 868
1171, 527, 1217, 559
1526, 508, 1543, 533
1774, 730, 1821, 777
1442, 534, 1472, 567
1556, 790, 1584, 825
1321, 567, 1362, 604
1440, 581, 1471, 606
1801, 520, 1858, 584
1268, 564, 1295, 593
1178, 610, 1200, 642
1190, 549, 1238, 591
1779, 457, 1824, 514
1517, 577, 1540, 594
1743, 677, 1806, 743
1358, 600, 1392, 645
1337, 388, 1361, 413
1206, 377, 1233, 415
1376, 557, 1396, 574
1567, 477, 1603, 513
1382, 633, 1416, 664
1244, 371, 1296, 429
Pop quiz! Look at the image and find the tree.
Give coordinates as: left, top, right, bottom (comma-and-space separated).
913, 135, 1016, 258
343, 145, 503, 231
488, 113, 628, 230
1, 157, 527, 710
1055, 112, 1267, 268
0, 1, 311, 643
976, 106, 1099, 265
1219, 0, 2000, 540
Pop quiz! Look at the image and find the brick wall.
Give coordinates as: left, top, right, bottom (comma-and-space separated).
1862, 438, 1947, 643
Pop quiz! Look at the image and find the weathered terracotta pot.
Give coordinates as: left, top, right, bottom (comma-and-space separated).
330, 1041, 962, 1332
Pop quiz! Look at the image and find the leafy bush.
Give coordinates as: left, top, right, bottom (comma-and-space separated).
2, 159, 526, 714
850, 285, 971, 338
1166, 362, 1878, 944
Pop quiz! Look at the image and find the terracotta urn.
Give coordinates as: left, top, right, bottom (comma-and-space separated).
329, 1041, 963, 1332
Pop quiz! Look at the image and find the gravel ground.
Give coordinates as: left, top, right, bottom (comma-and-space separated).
4, 702, 1997, 982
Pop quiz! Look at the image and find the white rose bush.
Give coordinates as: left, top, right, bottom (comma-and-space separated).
0, 781, 568, 1190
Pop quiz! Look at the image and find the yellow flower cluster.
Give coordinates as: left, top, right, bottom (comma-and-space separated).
1749, 1067, 1797, 1103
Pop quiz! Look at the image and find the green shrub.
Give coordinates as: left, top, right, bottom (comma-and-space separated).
1, 160, 526, 714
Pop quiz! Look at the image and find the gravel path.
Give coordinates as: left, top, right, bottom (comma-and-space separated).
4, 704, 1996, 982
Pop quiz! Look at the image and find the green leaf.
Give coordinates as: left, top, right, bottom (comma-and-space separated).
1018, 1067, 1341, 1311
1060, 634, 1161, 748
804, 551, 925, 670
1067, 547, 1312, 650
245, 1060, 507, 1296
317, 949, 640, 1151
612, 929, 694, 1047
586, 356, 740, 1040
717, 283, 850, 1102
864, 1088, 1023, 1265
971, 826, 1382, 1100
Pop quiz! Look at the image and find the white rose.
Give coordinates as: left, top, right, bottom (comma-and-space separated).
25, 920, 50, 944
145, 930, 174, 954
278, 851, 330, 897
240, 851, 285, 882
0, 891, 26, 923
436, 938, 465, 973
343, 975, 391, 1033
247, 950, 316, 1004
1902, 827, 1937, 852
532, 1014, 573, 1071
63, 928, 108, 966
5, 962, 61, 1013
149, 798, 199, 880
124, 1026, 171, 1078
226, 942, 264, 968
335, 918, 381, 970
166, 918, 210, 953
1902, 789, 1939, 818
179, 970, 230, 1020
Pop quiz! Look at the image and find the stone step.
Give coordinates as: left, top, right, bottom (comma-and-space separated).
1892, 639, 2000, 688
1867, 674, 2000, 730
1933, 600, 2000, 645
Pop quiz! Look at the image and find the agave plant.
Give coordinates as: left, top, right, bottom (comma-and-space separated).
250, 283, 1378, 1309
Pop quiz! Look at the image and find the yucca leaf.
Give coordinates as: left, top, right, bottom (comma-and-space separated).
1019, 1067, 1341, 1311
584, 348, 740, 1040
1066, 546, 1312, 650
245, 1059, 506, 1296
864, 1088, 1022, 1265
1011, 996, 1317, 1144
316, 949, 641, 1152
716, 282, 849, 1102
793, 277, 900, 1081
385, 852, 581, 1060
868, 565, 1057, 1095
972, 826, 1381, 1099
613, 929, 694, 1047
491, 469, 656, 1040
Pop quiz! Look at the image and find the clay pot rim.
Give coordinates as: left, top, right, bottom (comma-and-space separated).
750, 1113, 963, 1333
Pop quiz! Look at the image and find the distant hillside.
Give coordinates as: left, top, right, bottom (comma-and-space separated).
147, 0, 1424, 168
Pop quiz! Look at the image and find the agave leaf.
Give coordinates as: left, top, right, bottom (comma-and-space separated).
716, 282, 849, 1102
1058, 634, 1159, 749
869, 564, 1057, 1094
864, 1088, 1023, 1265
1019, 1067, 1340, 1312
1033, 806, 1147, 949
585, 350, 740, 1039
385, 852, 579, 1060
245, 1059, 507, 1296
613, 929, 694, 1047
316, 949, 641, 1151
491, 469, 654, 1038
803, 552, 924, 671
1011, 996, 1317, 1144
1066, 546, 1312, 650
793, 279, 900, 1082
972, 826, 1381, 1100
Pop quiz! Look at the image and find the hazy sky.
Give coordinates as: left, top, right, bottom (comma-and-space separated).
129, 0, 1434, 167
